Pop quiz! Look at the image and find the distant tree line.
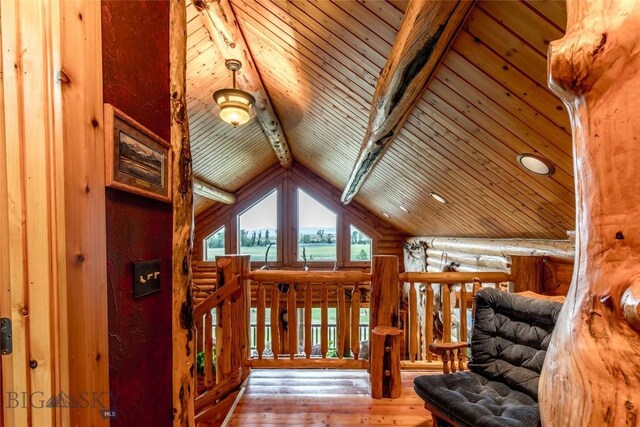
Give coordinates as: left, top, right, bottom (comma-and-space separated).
298, 230, 334, 244
240, 229, 273, 247
351, 230, 370, 245
206, 230, 225, 249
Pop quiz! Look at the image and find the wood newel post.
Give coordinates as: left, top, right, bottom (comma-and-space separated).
370, 256, 400, 398
370, 255, 400, 330
215, 255, 251, 382
370, 326, 402, 399
510, 256, 544, 293
539, 2, 640, 425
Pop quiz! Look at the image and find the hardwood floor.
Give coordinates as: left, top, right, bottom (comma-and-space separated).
227, 369, 433, 426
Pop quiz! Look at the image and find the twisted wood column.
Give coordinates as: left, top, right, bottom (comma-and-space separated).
539, 1, 640, 425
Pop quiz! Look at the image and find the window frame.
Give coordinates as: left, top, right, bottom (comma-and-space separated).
195, 169, 386, 269
237, 188, 282, 266
295, 187, 339, 265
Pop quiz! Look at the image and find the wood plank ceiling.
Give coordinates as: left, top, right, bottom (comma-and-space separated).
187, 0, 573, 239
186, 0, 277, 215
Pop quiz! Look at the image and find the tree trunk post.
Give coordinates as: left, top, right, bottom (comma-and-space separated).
539, 1, 640, 425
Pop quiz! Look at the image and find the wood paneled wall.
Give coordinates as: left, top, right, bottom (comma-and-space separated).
195, 163, 405, 270
0, 0, 109, 426
405, 237, 574, 296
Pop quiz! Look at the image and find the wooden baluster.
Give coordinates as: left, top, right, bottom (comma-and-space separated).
457, 348, 464, 372
337, 283, 346, 359
257, 282, 265, 359
459, 283, 468, 347
409, 281, 418, 362
321, 283, 328, 358
344, 296, 351, 357
288, 283, 297, 359
351, 282, 361, 360
425, 284, 434, 362
441, 348, 450, 374
449, 350, 457, 373
271, 283, 280, 360
473, 277, 482, 296
219, 297, 232, 379
442, 284, 451, 343
304, 283, 312, 358
499, 282, 509, 292
204, 311, 214, 388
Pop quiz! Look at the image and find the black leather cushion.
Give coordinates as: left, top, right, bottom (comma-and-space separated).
414, 372, 539, 427
468, 288, 562, 400
413, 289, 563, 427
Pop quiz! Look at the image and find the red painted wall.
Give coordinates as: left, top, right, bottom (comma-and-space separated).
102, 0, 172, 425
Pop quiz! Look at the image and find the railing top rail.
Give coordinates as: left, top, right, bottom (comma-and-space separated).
244, 270, 371, 284
193, 274, 241, 319
399, 271, 512, 284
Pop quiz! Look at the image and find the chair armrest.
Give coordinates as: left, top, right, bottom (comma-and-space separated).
428, 342, 470, 354
428, 342, 470, 374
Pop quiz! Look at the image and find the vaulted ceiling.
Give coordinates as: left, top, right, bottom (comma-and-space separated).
186, 0, 573, 239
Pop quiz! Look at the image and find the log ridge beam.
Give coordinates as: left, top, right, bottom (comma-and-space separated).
194, 0, 292, 168
341, 0, 475, 204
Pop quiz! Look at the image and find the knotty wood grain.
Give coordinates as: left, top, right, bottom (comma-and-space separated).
539, 1, 640, 425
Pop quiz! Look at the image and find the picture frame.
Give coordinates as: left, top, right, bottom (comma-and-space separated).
104, 104, 172, 203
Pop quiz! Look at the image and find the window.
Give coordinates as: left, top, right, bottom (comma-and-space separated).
204, 226, 225, 260
238, 190, 278, 262
350, 225, 372, 262
297, 188, 337, 261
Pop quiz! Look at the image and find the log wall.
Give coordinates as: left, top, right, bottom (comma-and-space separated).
405, 237, 575, 296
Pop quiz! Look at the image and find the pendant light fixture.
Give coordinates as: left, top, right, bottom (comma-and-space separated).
213, 59, 255, 128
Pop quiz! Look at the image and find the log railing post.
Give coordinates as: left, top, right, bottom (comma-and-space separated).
539, 1, 640, 424
370, 326, 402, 399
370, 256, 400, 397
215, 255, 251, 381
370, 256, 399, 330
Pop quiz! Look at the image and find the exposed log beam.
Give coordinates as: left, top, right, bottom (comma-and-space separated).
193, 0, 292, 169
341, 0, 475, 204
193, 177, 236, 204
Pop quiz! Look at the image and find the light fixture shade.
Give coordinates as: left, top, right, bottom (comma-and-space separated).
213, 88, 255, 128
516, 153, 555, 176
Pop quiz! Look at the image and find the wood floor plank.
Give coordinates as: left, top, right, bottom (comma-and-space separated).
227, 369, 433, 426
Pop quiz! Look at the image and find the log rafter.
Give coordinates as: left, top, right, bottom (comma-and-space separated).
193, 0, 292, 168
193, 177, 236, 204
341, 0, 475, 204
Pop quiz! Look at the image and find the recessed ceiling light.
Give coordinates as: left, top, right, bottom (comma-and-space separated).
399, 205, 410, 213
516, 153, 555, 176
430, 192, 448, 204
382, 212, 390, 219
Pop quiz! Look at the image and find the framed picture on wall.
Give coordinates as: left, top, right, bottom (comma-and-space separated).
104, 103, 172, 203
